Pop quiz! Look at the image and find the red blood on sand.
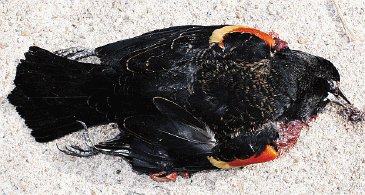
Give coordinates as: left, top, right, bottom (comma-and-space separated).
275, 115, 317, 155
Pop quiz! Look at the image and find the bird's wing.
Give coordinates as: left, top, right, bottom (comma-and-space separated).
95, 25, 224, 72
95, 97, 217, 173
121, 97, 216, 154
95, 25, 278, 72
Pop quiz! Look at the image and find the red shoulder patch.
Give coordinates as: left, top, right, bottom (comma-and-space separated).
227, 145, 279, 167
209, 26, 275, 48
207, 145, 279, 169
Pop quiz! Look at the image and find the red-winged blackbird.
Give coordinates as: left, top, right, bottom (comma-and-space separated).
8, 25, 352, 181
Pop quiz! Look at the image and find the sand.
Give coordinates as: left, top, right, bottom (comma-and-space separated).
0, 0, 364, 194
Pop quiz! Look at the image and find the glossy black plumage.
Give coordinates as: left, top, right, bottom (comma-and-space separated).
8, 25, 345, 177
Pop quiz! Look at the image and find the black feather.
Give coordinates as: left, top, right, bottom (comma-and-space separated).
8, 25, 344, 176
94, 97, 217, 173
8, 47, 115, 142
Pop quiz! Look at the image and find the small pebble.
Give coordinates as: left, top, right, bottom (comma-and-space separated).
21, 31, 29, 36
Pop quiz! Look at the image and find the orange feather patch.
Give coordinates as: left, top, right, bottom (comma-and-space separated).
227, 145, 279, 167
207, 145, 279, 169
209, 26, 275, 48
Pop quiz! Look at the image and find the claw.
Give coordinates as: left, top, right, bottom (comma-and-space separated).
149, 171, 190, 182
149, 171, 177, 182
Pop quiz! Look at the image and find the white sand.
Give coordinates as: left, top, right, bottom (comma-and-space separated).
0, 0, 364, 194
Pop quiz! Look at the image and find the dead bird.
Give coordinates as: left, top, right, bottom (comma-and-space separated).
7, 25, 357, 181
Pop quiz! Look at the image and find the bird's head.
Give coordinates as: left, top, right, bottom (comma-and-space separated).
313, 56, 363, 123
313, 56, 351, 106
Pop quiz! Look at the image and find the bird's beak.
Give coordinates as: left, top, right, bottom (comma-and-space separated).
327, 81, 351, 106
335, 89, 351, 105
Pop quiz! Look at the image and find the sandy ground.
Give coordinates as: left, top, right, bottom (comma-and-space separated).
1, 0, 365, 194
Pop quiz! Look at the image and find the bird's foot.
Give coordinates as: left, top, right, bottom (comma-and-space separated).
57, 121, 99, 157
149, 171, 190, 182
54, 47, 95, 60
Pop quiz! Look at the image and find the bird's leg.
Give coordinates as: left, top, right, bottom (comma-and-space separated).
54, 47, 95, 60
149, 171, 190, 182
57, 121, 99, 157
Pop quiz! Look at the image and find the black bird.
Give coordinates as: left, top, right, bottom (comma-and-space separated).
8, 25, 351, 181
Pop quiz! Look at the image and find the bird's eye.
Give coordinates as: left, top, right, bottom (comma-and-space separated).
328, 80, 340, 95
328, 80, 336, 91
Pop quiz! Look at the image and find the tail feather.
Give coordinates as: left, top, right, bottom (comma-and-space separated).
8, 46, 114, 142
